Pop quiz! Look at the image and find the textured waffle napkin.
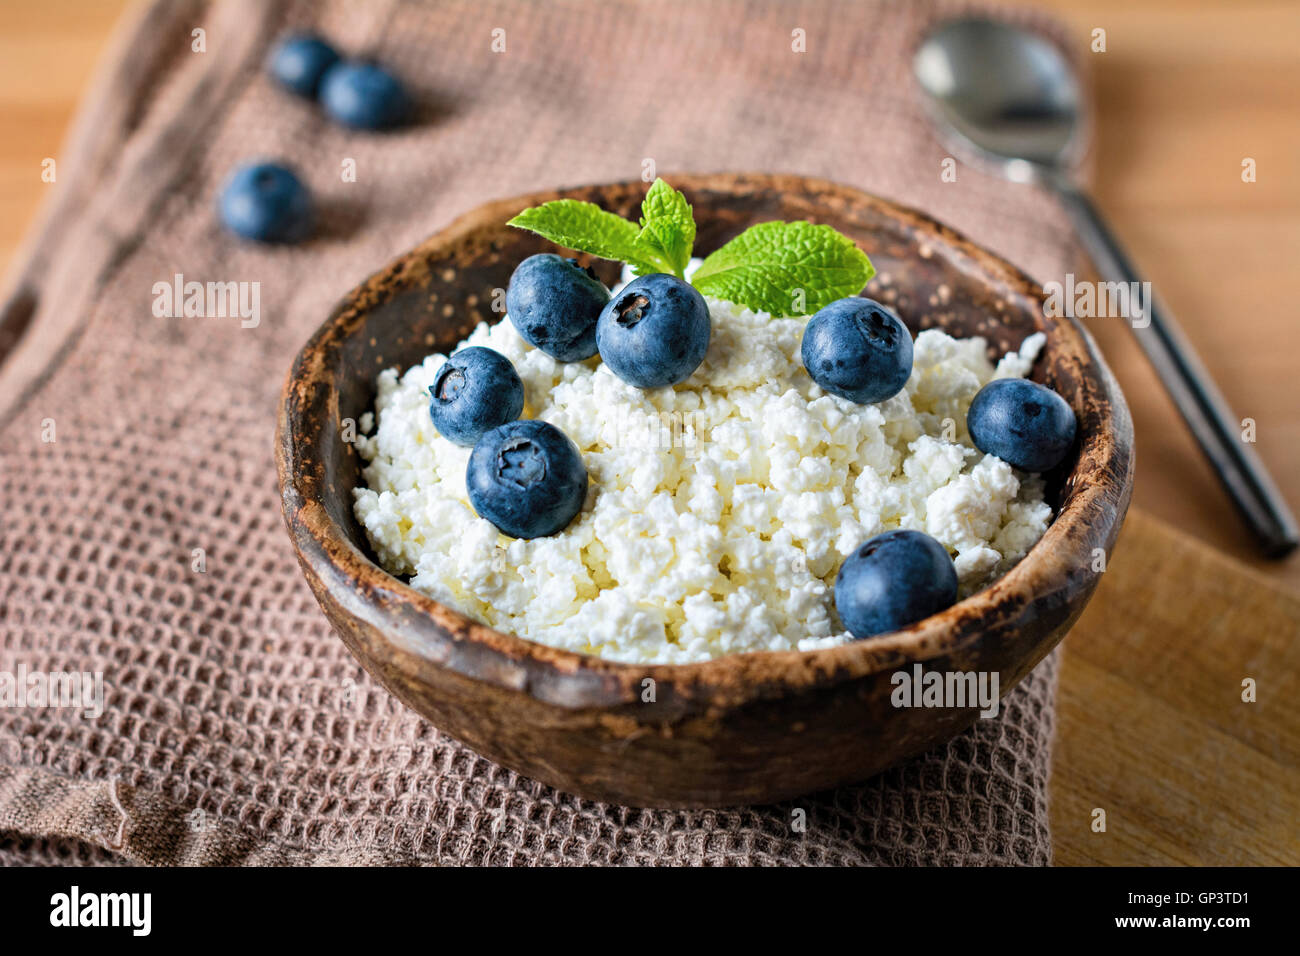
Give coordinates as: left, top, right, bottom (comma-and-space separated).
0, 0, 1088, 865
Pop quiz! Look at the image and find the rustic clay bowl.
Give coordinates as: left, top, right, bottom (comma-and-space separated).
276, 173, 1134, 808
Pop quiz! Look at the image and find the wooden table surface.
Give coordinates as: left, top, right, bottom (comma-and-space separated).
1, 0, 1295, 866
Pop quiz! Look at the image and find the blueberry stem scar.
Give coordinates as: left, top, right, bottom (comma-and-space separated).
497, 437, 546, 488
616, 294, 649, 328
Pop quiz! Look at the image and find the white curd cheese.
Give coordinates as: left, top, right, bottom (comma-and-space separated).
352, 296, 1051, 664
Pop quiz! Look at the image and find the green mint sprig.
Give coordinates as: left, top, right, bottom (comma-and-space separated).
506, 178, 874, 317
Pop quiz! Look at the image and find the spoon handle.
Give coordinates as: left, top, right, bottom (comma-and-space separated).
1051, 183, 1298, 558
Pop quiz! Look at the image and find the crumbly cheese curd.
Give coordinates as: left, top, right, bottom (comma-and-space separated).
353, 296, 1051, 664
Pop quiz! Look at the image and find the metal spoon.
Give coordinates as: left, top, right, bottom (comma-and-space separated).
914, 16, 1298, 557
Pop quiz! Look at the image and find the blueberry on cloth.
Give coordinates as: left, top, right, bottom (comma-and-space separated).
268, 34, 340, 98
218, 161, 313, 243
319, 60, 411, 129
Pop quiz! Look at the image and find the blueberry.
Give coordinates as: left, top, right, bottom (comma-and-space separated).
595, 273, 711, 389
428, 347, 524, 447
218, 162, 312, 243
268, 34, 340, 98
467, 420, 588, 539
800, 297, 913, 404
506, 254, 610, 361
319, 61, 411, 129
834, 530, 958, 640
967, 378, 1077, 472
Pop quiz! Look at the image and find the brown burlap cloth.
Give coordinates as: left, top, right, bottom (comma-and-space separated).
0, 0, 1090, 866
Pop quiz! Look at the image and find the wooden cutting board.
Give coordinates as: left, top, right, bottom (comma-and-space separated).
1052, 508, 1300, 865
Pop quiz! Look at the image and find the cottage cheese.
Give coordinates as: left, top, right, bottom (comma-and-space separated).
353, 295, 1051, 664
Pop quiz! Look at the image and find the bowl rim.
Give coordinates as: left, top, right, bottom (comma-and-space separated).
276, 172, 1134, 712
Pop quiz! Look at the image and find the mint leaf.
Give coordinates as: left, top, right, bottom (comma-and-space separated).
507, 191, 875, 319
633, 179, 695, 278
691, 221, 875, 317
508, 200, 659, 273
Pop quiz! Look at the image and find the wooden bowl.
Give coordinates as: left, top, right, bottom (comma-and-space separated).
276, 173, 1134, 808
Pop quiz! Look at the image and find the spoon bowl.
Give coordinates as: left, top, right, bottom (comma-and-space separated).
913, 17, 1084, 181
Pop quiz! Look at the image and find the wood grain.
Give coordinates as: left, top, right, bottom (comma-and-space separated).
1053, 508, 1300, 865
0, 0, 132, 267
0, 0, 1294, 863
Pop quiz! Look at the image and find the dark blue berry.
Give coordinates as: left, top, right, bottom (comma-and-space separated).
595, 273, 711, 389
428, 347, 524, 447
319, 61, 411, 129
268, 34, 340, 98
506, 254, 610, 362
835, 530, 958, 640
218, 162, 312, 243
800, 297, 913, 404
967, 377, 1077, 472
467, 420, 588, 539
